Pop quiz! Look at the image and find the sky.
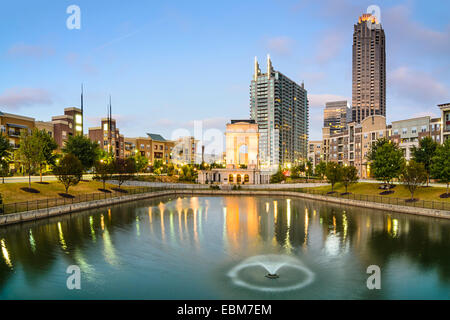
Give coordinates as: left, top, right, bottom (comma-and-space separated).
0, 0, 449, 145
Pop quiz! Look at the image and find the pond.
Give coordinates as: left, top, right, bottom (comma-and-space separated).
0, 196, 449, 299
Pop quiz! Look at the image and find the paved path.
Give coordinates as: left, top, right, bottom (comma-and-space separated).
359, 179, 447, 188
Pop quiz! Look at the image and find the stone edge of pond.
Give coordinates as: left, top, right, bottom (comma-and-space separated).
0, 189, 449, 226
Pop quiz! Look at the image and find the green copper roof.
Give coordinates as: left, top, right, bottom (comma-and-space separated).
147, 133, 166, 141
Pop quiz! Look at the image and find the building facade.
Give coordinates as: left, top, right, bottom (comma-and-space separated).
124, 134, 174, 164
198, 120, 271, 185
352, 13, 386, 123
323, 100, 351, 134
172, 136, 198, 165
250, 55, 308, 169
307, 140, 323, 168
439, 103, 450, 142
88, 118, 125, 159
51, 107, 83, 149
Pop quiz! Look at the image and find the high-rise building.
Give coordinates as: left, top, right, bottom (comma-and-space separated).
250, 55, 308, 169
323, 100, 351, 134
352, 13, 386, 123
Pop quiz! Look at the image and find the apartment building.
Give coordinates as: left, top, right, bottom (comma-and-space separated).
321, 104, 446, 178
172, 136, 198, 165
124, 134, 174, 164
439, 103, 450, 142
0, 111, 35, 150
390, 116, 442, 159
88, 118, 124, 159
307, 141, 322, 168
51, 107, 83, 149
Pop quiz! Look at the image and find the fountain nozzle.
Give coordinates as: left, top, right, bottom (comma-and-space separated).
265, 273, 279, 279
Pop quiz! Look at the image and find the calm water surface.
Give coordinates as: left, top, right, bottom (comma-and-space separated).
0, 196, 449, 299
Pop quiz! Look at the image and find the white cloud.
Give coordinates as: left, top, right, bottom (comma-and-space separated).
0, 88, 53, 110
308, 93, 349, 108
265, 36, 295, 56
389, 67, 448, 103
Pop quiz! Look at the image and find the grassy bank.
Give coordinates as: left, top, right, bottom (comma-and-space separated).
306, 182, 450, 202
0, 181, 130, 204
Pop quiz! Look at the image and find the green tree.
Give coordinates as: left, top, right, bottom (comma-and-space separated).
152, 159, 164, 174
0, 135, 13, 183
94, 160, 113, 190
179, 164, 197, 182
400, 160, 427, 201
53, 153, 83, 194
112, 158, 137, 188
315, 161, 327, 181
431, 139, 450, 197
305, 160, 313, 182
16, 129, 43, 189
34, 129, 58, 183
134, 153, 149, 173
270, 166, 286, 184
411, 136, 438, 187
325, 162, 342, 193
341, 165, 359, 193
367, 138, 404, 188
62, 135, 100, 171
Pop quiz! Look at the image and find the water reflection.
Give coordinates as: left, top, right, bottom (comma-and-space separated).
0, 195, 449, 299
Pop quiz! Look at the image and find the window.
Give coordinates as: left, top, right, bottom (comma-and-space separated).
393, 129, 398, 135
421, 125, 427, 132
411, 127, 417, 134
364, 134, 368, 139
402, 128, 407, 134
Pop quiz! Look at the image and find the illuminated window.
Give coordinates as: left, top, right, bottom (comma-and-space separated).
75, 114, 82, 124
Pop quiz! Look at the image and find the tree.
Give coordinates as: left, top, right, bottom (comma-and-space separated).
400, 160, 427, 201
152, 159, 164, 174
134, 153, 149, 173
179, 164, 197, 182
325, 162, 342, 193
341, 165, 359, 194
53, 154, 83, 194
94, 160, 113, 190
16, 129, 43, 189
431, 139, 450, 197
62, 135, 100, 171
367, 138, 404, 188
291, 163, 305, 179
0, 135, 12, 183
34, 129, 58, 183
270, 166, 286, 184
410, 136, 438, 187
305, 161, 313, 182
315, 161, 327, 181
112, 158, 136, 188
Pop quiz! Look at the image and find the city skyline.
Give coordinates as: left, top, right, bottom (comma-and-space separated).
0, 0, 449, 143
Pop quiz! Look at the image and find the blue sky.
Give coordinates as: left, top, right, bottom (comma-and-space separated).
0, 0, 449, 142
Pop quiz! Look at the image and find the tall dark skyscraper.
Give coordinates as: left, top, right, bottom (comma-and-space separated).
250, 55, 308, 168
352, 13, 386, 123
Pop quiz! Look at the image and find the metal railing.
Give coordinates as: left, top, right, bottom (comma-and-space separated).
0, 186, 173, 215
295, 188, 450, 211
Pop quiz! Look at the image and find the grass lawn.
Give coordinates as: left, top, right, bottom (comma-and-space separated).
307, 182, 450, 202
0, 181, 131, 204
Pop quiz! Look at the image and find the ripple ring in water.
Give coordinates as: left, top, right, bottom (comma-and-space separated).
227, 254, 315, 292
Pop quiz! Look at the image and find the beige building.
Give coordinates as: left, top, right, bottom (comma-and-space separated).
323, 115, 388, 178
172, 136, 198, 165
124, 134, 174, 165
321, 103, 447, 178
307, 140, 322, 168
198, 120, 271, 184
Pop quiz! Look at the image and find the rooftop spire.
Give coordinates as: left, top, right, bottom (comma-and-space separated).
253, 56, 261, 81
267, 54, 273, 79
